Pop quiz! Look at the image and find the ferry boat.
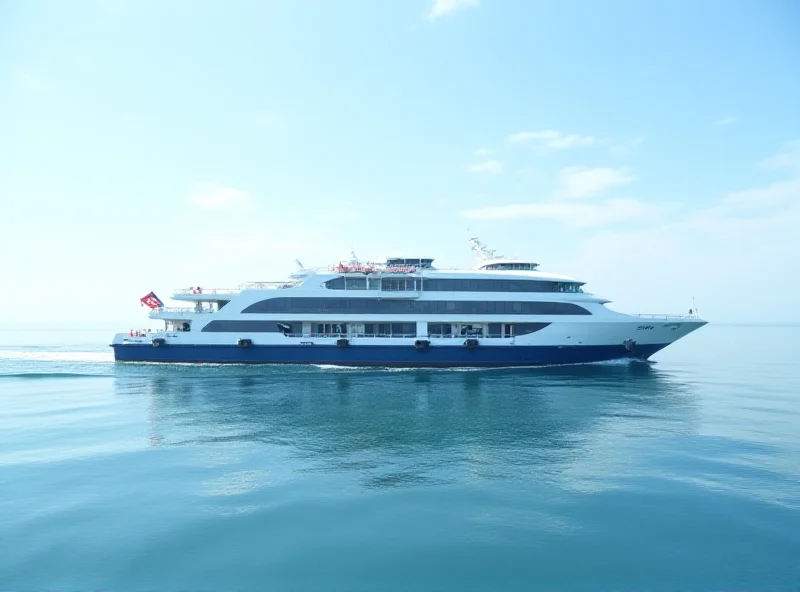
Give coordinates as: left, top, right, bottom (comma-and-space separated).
111, 238, 707, 367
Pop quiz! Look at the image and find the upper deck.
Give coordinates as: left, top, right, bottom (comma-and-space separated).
170, 241, 589, 304
158, 238, 598, 316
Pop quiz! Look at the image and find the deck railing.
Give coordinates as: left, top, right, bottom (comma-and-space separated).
173, 287, 239, 295
631, 313, 700, 319
155, 307, 215, 313
240, 281, 299, 290
173, 282, 299, 295
148, 307, 216, 317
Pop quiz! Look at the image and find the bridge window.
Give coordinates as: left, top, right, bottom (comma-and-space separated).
324, 276, 368, 290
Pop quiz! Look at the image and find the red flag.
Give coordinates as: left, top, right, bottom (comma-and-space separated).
140, 292, 164, 309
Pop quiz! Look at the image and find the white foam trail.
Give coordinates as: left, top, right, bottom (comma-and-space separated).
0, 350, 113, 363
589, 358, 654, 366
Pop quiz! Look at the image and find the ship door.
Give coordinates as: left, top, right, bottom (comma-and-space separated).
504, 324, 514, 338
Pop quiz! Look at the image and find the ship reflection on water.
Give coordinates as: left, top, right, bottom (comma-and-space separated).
116, 363, 698, 492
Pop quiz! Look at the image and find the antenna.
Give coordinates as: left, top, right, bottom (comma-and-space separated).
468, 236, 501, 260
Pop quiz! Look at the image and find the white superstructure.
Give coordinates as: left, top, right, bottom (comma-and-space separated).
112, 238, 706, 366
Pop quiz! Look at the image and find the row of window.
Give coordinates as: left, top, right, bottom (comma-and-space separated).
242, 298, 591, 315
322, 277, 423, 291
202, 320, 301, 333
201, 320, 552, 336
324, 277, 371, 290
382, 278, 421, 291
427, 322, 549, 337
424, 279, 583, 293
324, 277, 583, 293
313, 322, 417, 337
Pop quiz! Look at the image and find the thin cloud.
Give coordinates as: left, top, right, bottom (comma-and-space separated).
507, 130, 596, 150
717, 178, 800, 211
426, 0, 478, 20
557, 166, 635, 199
663, 162, 800, 236
713, 116, 739, 127
759, 140, 800, 171
186, 183, 250, 210
467, 159, 504, 175
474, 148, 492, 157
570, 162, 800, 320
462, 198, 665, 228
462, 161, 640, 225
464, 139, 800, 323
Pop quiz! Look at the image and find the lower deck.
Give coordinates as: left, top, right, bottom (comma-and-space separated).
164, 319, 554, 338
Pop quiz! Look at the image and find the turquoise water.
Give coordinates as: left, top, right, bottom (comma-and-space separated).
1, 325, 799, 591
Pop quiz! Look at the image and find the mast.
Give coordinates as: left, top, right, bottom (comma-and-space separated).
468, 236, 502, 261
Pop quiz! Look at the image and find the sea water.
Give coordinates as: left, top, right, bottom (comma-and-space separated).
1, 324, 798, 591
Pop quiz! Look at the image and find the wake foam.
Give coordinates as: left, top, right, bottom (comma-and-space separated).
0, 372, 110, 380
310, 358, 647, 372
0, 350, 113, 363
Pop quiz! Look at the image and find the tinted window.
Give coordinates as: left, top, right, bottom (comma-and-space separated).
324, 277, 346, 290
243, 298, 590, 315
345, 277, 367, 290
325, 276, 369, 290
325, 277, 583, 292
423, 278, 582, 292
202, 320, 300, 333
511, 322, 550, 335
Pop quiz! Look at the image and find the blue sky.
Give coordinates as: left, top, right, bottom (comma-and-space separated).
1, 0, 798, 324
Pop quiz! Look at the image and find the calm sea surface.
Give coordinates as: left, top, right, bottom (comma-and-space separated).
1, 324, 799, 591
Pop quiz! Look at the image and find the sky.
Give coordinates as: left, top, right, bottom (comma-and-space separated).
1, 0, 799, 325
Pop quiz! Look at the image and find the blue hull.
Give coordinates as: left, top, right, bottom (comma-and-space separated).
112, 343, 671, 367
